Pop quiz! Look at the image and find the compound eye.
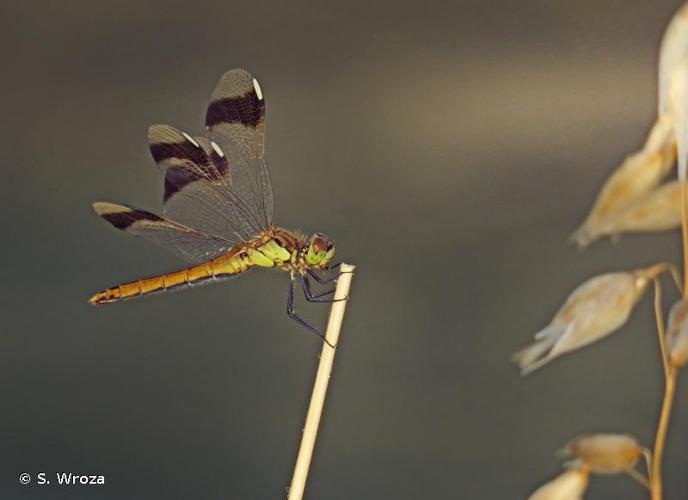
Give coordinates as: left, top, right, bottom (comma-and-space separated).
311, 236, 327, 253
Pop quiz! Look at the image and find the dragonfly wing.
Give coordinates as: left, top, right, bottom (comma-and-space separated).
149, 124, 263, 242
93, 202, 234, 264
205, 68, 274, 229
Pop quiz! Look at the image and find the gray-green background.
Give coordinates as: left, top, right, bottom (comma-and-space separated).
2, 0, 687, 498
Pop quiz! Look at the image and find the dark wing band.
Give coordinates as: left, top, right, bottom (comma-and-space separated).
93, 202, 234, 264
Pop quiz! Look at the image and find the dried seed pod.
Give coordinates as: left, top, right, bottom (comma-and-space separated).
573, 181, 681, 245
667, 58, 688, 180
571, 115, 675, 248
528, 467, 590, 500
666, 298, 688, 368
513, 268, 652, 375
573, 3, 688, 246
659, 2, 688, 115
560, 433, 642, 474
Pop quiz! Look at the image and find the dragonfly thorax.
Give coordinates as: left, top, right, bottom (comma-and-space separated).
247, 228, 335, 274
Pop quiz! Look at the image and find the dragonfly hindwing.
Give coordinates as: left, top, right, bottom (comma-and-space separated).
148, 124, 229, 202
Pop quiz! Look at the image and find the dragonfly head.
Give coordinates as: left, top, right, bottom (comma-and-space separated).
305, 233, 336, 268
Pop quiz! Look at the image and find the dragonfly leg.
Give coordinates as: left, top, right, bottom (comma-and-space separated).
308, 267, 349, 285
325, 262, 353, 274
302, 276, 347, 303
286, 278, 335, 348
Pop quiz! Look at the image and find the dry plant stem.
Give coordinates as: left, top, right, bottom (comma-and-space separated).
653, 279, 670, 377
651, 368, 677, 500
626, 467, 651, 490
668, 265, 684, 294
642, 448, 653, 480
650, 276, 686, 500
287, 264, 355, 500
646, 262, 683, 294
648, 181, 688, 499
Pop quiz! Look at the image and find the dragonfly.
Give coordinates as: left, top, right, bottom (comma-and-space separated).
89, 69, 343, 342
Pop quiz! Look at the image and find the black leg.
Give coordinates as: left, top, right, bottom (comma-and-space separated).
325, 262, 354, 273
302, 276, 347, 303
286, 278, 335, 348
307, 268, 334, 285
308, 262, 354, 285
308, 267, 347, 286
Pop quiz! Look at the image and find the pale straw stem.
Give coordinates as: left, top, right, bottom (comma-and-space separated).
287, 263, 355, 500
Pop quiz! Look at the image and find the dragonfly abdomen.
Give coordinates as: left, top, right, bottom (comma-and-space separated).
88, 250, 252, 305
88, 232, 298, 305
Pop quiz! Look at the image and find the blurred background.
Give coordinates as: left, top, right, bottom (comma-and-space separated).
1, 0, 687, 498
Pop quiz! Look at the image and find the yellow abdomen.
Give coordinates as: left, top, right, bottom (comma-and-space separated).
88, 249, 252, 305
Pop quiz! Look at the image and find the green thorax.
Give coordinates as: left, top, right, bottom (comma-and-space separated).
240, 228, 336, 273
